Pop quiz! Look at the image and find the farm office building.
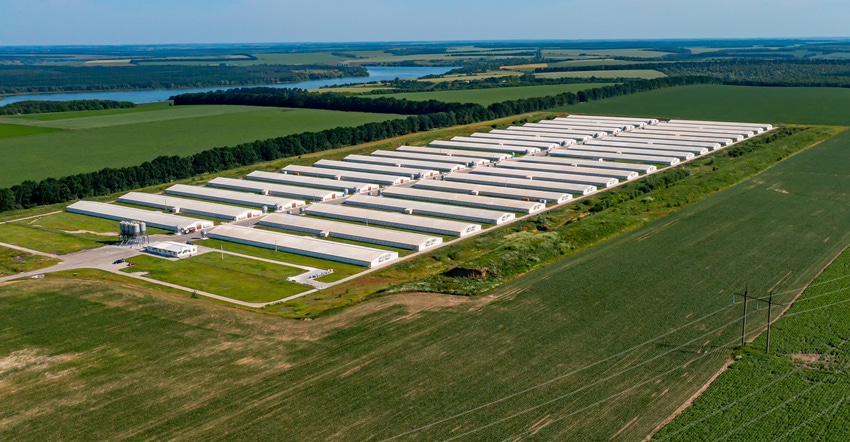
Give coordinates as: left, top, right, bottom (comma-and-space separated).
146, 241, 198, 258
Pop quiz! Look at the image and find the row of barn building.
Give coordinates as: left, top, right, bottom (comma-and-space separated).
65, 115, 771, 270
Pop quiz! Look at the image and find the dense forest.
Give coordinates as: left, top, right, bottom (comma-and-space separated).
0, 75, 720, 212
0, 99, 134, 115
0, 65, 368, 95
536, 59, 850, 87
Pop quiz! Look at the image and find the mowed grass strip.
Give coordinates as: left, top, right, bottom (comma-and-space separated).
121, 253, 307, 303
374, 83, 614, 105
654, 246, 850, 441
0, 246, 57, 276
534, 69, 667, 79
197, 238, 363, 282
0, 106, 401, 187
0, 217, 116, 255
0, 123, 64, 138
560, 84, 850, 125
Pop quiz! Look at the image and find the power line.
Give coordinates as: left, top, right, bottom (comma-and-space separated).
494, 335, 745, 442
441, 320, 744, 442
375, 303, 739, 442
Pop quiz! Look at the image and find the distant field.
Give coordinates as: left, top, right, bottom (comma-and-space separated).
4, 105, 169, 122
656, 244, 850, 441
0, 123, 64, 138
0, 106, 401, 187
121, 253, 307, 303
542, 48, 673, 59
373, 83, 614, 105
417, 70, 518, 83
560, 85, 850, 125
545, 59, 662, 68
535, 69, 667, 79
2, 128, 848, 440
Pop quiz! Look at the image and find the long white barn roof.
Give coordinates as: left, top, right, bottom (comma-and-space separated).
430, 140, 540, 155
208, 224, 397, 268
118, 192, 261, 220
342, 154, 466, 173
344, 194, 515, 225
369, 150, 489, 167
313, 159, 438, 179
497, 159, 638, 181
258, 213, 441, 251
450, 136, 558, 151
67, 201, 213, 232
445, 172, 597, 195
380, 186, 545, 214
207, 177, 340, 201
396, 145, 512, 161
469, 167, 619, 188
304, 203, 481, 237
549, 149, 680, 166
166, 184, 304, 211
516, 155, 657, 174
412, 179, 571, 204
246, 171, 378, 193
281, 165, 409, 186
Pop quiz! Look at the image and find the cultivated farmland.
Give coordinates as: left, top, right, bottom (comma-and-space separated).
560, 85, 850, 125
654, 245, 850, 441
2, 126, 849, 440
535, 69, 667, 79
372, 83, 614, 105
0, 105, 401, 187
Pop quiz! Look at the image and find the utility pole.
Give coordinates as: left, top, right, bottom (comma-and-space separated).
766, 291, 774, 354
739, 286, 749, 347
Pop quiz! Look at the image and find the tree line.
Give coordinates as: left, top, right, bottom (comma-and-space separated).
0, 65, 368, 95
0, 75, 721, 213
0, 100, 134, 115
535, 59, 850, 87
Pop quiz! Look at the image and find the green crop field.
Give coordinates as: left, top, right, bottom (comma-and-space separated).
2, 124, 849, 440
655, 246, 850, 441
3, 104, 169, 122
374, 83, 614, 105
121, 253, 307, 303
0, 106, 401, 187
535, 69, 667, 79
0, 123, 64, 138
561, 84, 850, 125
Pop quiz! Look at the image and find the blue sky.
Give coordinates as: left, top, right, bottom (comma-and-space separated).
2, 0, 848, 46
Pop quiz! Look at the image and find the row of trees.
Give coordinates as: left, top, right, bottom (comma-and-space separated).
535, 59, 850, 87
0, 99, 134, 115
0, 65, 368, 95
0, 75, 722, 213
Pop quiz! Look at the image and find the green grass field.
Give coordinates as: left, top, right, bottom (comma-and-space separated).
0, 215, 118, 255
121, 253, 307, 303
655, 246, 850, 441
535, 69, 667, 79
3, 104, 168, 122
0, 246, 57, 276
0, 106, 401, 187
196, 238, 362, 282
562, 84, 850, 125
374, 83, 614, 105
2, 125, 849, 440
0, 123, 64, 138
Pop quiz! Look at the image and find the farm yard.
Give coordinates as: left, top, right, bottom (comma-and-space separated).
2, 123, 849, 440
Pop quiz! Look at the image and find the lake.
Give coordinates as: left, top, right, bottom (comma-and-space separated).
0, 66, 456, 106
